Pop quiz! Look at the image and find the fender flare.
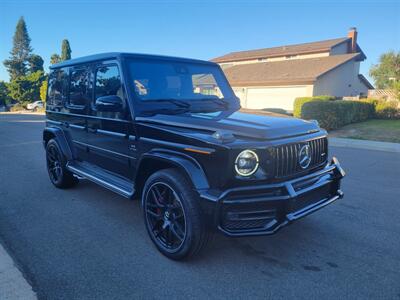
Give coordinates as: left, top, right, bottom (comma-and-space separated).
137, 149, 210, 191
43, 126, 74, 161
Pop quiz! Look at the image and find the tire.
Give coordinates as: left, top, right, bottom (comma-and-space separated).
142, 169, 209, 260
46, 139, 78, 189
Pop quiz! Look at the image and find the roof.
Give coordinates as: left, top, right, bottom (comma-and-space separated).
222, 53, 360, 86
50, 52, 216, 69
212, 37, 365, 63
358, 74, 374, 89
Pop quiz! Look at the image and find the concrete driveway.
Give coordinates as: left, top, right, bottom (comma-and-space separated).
0, 113, 399, 299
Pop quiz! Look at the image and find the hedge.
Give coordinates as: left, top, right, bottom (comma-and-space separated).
301, 100, 375, 130
293, 95, 336, 118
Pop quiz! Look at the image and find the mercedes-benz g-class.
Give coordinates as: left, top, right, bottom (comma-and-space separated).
43, 53, 345, 260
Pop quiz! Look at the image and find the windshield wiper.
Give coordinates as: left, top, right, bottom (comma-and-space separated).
141, 107, 190, 116
200, 98, 229, 109
145, 99, 191, 109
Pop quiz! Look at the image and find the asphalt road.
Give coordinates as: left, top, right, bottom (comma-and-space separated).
0, 113, 399, 300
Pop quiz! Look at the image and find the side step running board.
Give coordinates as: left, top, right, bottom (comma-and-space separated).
67, 162, 135, 198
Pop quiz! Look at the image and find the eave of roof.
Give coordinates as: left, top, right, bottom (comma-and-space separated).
358, 74, 374, 89
211, 37, 350, 63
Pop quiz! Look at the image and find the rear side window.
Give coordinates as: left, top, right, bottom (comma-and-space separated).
95, 65, 122, 99
47, 68, 68, 109
69, 67, 90, 108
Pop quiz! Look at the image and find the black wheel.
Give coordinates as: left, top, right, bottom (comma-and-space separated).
142, 169, 209, 260
46, 139, 78, 188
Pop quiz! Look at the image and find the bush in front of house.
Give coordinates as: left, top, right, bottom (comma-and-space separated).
293, 95, 336, 118
301, 100, 375, 130
374, 100, 400, 119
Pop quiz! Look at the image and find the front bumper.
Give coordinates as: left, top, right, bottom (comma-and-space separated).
199, 157, 345, 237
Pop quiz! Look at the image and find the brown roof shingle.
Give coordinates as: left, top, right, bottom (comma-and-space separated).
212, 37, 349, 63
223, 53, 360, 86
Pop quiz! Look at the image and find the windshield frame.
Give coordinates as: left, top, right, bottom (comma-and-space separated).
123, 56, 240, 116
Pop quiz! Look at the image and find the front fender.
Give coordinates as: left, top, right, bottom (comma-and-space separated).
138, 149, 210, 191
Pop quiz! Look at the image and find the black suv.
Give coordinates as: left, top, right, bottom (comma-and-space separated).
43, 52, 345, 260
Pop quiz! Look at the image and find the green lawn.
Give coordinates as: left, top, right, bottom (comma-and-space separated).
329, 119, 400, 143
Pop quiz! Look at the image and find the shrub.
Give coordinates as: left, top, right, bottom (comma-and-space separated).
293, 95, 336, 118
301, 100, 375, 130
375, 100, 400, 119
9, 103, 27, 112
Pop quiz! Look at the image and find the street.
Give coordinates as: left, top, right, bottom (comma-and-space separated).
0, 113, 399, 299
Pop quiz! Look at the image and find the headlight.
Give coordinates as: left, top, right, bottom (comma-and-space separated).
234, 150, 259, 176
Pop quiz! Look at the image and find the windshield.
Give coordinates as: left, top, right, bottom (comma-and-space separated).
127, 59, 235, 106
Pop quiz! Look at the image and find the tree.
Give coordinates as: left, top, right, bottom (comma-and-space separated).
0, 81, 11, 106
61, 39, 72, 61
7, 71, 45, 104
50, 53, 61, 64
3, 17, 33, 80
40, 79, 48, 101
28, 54, 44, 73
370, 51, 400, 89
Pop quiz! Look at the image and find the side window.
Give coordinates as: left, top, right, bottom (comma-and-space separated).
47, 68, 68, 111
69, 67, 90, 108
95, 65, 122, 99
94, 65, 126, 119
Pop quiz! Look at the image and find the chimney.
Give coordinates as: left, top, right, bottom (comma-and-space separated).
347, 27, 358, 53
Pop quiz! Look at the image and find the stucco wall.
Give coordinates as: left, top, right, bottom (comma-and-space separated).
330, 42, 349, 55
313, 60, 368, 96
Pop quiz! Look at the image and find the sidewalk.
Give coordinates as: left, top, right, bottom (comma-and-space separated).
0, 244, 36, 300
329, 137, 400, 153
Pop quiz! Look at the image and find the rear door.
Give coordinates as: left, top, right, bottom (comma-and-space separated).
46, 66, 89, 162
85, 62, 136, 180
65, 65, 91, 161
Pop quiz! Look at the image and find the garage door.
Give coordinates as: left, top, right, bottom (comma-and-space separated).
245, 86, 310, 111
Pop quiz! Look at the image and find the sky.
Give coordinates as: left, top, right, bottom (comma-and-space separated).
0, 0, 399, 84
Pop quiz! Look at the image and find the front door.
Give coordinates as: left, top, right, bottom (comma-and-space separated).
85, 62, 137, 180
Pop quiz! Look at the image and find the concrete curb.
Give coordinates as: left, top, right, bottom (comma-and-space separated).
0, 244, 36, 300
329, 137, 400, 153
0, 111, 45, 115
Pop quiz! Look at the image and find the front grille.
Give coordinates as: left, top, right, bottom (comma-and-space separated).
273, 137, 327, 178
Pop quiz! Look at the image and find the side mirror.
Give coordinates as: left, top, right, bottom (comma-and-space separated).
95, 95, 123, 112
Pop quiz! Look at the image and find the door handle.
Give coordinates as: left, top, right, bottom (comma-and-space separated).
63, 122, 69, 128
88, 127, 97, 133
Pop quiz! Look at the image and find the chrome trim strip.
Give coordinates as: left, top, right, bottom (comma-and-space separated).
46, 119, 62, 125
69, 124, 85, 130
72, 140, 136, 160
67, 164, 133, 198
140, 137, 215, 153
96, 129, 126, 138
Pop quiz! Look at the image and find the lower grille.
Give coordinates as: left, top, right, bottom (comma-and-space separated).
274, 137, 327, 178
221, 204, 278, 231
291, 183, 332, 212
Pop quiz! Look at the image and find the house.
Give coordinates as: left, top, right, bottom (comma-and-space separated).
211, 28, 373, 111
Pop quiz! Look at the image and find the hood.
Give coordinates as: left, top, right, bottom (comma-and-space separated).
136, 110, 320, 140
